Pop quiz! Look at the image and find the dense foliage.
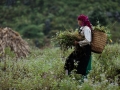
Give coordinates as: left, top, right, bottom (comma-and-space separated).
0, 43, 120, 90
0, 1, 120, 89
0, 0, 120, 47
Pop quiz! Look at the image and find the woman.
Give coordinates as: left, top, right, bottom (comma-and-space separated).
64, 14, 92, 76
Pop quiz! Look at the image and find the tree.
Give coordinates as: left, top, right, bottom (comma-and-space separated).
89, 8, 108, 26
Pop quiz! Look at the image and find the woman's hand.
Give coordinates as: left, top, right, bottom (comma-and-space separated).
74, 41, 78, 45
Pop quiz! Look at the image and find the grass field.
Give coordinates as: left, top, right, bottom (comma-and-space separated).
0, 43, 120, 90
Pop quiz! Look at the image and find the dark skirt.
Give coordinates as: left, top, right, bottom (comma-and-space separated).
64, 44, 91, 75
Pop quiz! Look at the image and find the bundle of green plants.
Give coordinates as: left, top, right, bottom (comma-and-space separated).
54, 29, 84, 50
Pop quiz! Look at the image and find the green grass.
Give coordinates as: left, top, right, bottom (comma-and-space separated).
0, 44, 120, 90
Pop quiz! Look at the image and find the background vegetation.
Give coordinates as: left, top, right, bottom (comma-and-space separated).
0, 0, 120, 47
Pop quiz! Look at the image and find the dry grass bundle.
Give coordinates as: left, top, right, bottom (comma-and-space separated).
54, 30, 84, 50
0, 27, 30, 58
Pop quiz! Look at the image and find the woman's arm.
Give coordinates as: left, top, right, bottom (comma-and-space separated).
78, 26, 91, 46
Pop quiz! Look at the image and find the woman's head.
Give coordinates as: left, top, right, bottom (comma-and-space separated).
77, 14, 92, 30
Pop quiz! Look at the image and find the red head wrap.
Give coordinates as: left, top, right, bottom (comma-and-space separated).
77, 14, 92, 30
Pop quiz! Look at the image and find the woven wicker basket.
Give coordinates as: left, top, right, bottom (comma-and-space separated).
91, 30, 107, 54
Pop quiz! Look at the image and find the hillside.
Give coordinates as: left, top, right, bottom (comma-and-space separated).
0, 0, 120, 46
